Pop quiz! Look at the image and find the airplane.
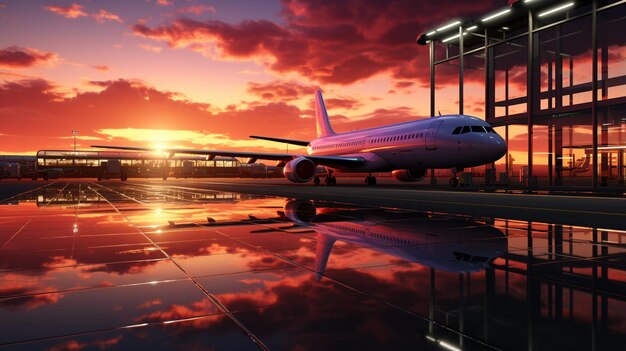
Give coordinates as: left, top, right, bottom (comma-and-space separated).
93, 90, 507, 187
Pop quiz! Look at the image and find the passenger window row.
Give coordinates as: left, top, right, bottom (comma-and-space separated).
451, 126, 496, 134
312, 140, 364, 151
370, 132, 424, 144
312, 131, 427, 151
328, 223, 418, 246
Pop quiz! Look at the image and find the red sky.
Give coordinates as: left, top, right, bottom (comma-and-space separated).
0, 0, 506, 155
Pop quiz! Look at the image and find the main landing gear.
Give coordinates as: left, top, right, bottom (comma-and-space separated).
325, 176, 337, 186
365, 174, 377, 186
318, 170, 336, 186
449, 167, 463, 187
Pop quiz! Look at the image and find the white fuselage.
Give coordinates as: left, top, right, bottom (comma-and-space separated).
307, 115, 506, 172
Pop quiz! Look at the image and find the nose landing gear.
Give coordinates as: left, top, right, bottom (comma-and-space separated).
449, 167, 463, 187
449, 177, 459, 187
365, 174, 377, 186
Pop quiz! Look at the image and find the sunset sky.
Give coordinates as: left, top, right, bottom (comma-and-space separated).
0, 0, 506, 155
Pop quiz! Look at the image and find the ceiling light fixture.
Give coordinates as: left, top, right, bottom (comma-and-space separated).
538, 2, 575, 17
482, 8, 511, 22
436, 20, 461, 32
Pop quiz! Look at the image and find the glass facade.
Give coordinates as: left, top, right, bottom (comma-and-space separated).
428, 0, 626, 188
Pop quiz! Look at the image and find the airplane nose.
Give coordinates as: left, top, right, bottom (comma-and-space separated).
492, 135, 507, 159
482, 135, 507, 161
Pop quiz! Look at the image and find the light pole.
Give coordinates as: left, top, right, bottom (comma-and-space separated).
72, 130, 79, 152
72, 130, 79, 176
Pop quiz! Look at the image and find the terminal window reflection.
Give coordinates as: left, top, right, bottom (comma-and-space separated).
492, 37, 527, 118
598, 3, 626, 100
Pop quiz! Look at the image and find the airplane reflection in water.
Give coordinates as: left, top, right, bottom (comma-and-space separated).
171, 199, 508, 275
282, 200, 507, 275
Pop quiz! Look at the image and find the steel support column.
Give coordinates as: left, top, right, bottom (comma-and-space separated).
592, 0, 598, 188
430, 40, 435, 117
527, 10, 535, 187
459, 25, 464, 115
430, 40, 436, 185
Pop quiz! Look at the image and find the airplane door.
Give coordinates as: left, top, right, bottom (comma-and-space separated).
425, 120, 444, 150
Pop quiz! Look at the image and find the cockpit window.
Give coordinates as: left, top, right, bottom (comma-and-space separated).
471, 126, 486, 133
461, 126, 470, 134
452, 127, 462, 134
485, 127, 496, 133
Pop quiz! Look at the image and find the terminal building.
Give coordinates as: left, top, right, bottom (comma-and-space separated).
417, 0, 625, 188
1, 150, 283, 180
35, 150, 241, 180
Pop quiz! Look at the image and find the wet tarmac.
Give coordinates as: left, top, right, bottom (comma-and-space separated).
0, 180, 624, 350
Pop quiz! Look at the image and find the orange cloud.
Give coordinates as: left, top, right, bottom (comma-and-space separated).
137, 44, 163, 53
44, 3, 87, 19
247, 80, 318, 101
393, 81, 414, 89
0, 46, 57, 69
138, 299, 163, 309
314, 97, 361, 110
48, 340, 87, 351
93, 9, 123, 23
91, 64, 110, 72
175, 5, 217, 15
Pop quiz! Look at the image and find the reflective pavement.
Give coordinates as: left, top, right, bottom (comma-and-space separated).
0, 181, 624, 350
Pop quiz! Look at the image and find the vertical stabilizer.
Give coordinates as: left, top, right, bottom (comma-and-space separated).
315, 90, 336, 138
314, 234, 336, 281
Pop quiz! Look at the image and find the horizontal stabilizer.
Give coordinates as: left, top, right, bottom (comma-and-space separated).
249, 135, 310, 147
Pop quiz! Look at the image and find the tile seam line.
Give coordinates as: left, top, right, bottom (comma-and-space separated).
86, 182, 269, 351
0, 180, 58, 203
0, 182, 70, 250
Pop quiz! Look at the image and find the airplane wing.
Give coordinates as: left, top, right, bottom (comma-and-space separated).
90, 145, 365, 167
249, 135, 310, 147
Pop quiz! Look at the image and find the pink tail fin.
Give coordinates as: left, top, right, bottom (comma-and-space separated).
315, 90, 335, 138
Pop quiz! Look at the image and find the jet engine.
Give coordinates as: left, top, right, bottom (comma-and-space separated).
283, 157, 316, 183
392, 168, 428, 182
282, 200, 316, 224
